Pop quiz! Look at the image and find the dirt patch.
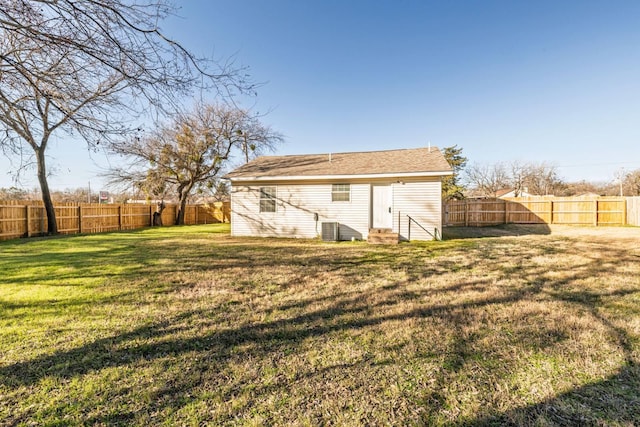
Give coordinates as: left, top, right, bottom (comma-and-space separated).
443, 224, 640, 240
547, 225, 640, 239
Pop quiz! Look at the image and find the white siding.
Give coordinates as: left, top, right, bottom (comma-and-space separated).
231, 181, 370, 240
392, 178, 442, 241
230, 177, 443, 241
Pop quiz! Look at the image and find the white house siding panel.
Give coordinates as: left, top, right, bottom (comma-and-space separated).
392, 178, 442, 241
230, 181, 370, 239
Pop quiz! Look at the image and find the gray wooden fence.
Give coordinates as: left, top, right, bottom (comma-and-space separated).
627, 197, 640, 226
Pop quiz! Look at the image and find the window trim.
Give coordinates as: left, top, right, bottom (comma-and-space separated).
331, 183, 350, 202
259, 186, 277, 213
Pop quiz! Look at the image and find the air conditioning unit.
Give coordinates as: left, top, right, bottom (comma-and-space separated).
321, 222, 339, 241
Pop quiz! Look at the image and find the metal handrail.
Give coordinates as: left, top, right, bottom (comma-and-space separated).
406, 214, 441, 241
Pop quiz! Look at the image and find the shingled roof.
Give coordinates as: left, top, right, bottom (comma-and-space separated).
224, 147, 453, 181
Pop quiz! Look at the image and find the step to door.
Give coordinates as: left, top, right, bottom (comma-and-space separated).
367, 229, 399, 244
369, 228, 392, 234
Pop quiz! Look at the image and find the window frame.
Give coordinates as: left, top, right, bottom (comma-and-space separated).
331, 183, 351, 202
259, 186, 277, 213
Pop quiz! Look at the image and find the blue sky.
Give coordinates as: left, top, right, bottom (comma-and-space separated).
2, 0, 640, 191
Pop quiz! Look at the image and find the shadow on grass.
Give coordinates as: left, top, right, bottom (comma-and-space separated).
1, 226, 639, 425
465, 285, 640, 426
0, 226, 237, 289
443, 224, 551, 239
468, 363, 640, 426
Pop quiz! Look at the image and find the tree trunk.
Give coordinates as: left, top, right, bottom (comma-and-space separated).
35, 147, 58, 234
176, 195, 188, 225
153, 201, 165, 226
176, 183, 195, 225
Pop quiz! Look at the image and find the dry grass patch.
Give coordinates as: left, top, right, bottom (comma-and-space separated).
1, 224, 639, 425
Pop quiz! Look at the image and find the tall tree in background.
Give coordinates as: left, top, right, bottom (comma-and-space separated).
465, 163, 510, 197
523, 162, 562, 196
623, 169, 640, 196
465, 161, 563, 197
0, 0, 252, 234
509, 161, 528, 197
0, 186, 29, 200
507, 161, 563, 196
106, 103, 282, 224
441, 145, 468, 200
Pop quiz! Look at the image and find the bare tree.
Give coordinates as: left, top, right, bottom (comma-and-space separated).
0, 186, 29, 200
523, 162, 562, 196
623, 169, 640, 196
236, 118, 283, 164
106, 103, 283, 224
0, 0, 252, 234
465, 163, 509, 197
200, 180, 231, 202
509, 161, 529, 197
466, 161, 563, 197
508, 161, 563, 196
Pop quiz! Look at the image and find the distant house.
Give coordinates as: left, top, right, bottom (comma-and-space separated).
223, 147, 453, 241
496, 188, 534, 198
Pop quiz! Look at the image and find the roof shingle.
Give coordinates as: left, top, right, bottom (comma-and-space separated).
225, 147, 452, 180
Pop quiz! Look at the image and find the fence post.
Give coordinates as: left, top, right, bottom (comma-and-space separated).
25, 205, 30, 237
39, 207, 45, 235
622, 198, 627, 225
505, 200, 510, 224
594, 199, 598, 226
464, 199, 469, 227
444, 202, 448, 227
149, 205, 153, 226
78, 205, 83, 233
549, 201, 554, 224
118, 205, 122, 230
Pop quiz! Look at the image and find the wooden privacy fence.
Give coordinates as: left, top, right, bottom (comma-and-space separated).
628, 196, 640, 226
444, 197, 629, 227
0, 201, 230, 241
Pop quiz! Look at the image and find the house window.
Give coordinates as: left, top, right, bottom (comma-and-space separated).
332, 184, 350, 202
259, 186, 277, 212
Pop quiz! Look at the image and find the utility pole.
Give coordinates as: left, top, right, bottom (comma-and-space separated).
615, 168, 625, 197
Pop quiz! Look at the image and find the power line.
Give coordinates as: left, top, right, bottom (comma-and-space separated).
556, 160, 640, 169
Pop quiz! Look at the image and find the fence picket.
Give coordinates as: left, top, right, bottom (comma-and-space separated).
0, 201, 230, 241
444, 197, 629, 227
627, 197, 640, 226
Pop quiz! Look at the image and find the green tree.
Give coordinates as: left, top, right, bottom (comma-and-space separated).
441, 145, 468, 200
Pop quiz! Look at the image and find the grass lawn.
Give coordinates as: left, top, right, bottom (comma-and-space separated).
1, 224, 639, 426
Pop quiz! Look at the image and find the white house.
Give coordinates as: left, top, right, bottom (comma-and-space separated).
223, 147, 453, 242
495, 188, 534, 198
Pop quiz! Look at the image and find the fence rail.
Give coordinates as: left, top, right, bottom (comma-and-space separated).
0, 201, 230, 241
444, 197, 630, 227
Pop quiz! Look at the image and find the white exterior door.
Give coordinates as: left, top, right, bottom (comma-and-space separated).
372, 185, 393, 228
